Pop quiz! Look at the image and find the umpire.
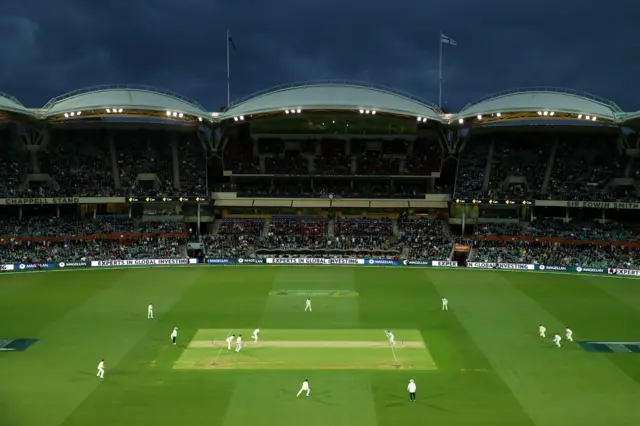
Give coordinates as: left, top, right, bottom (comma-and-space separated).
408, 379, 416, 402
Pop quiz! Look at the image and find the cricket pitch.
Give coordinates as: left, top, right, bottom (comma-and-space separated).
174, 329, 437, 371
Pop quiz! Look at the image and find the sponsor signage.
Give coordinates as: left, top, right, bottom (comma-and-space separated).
207, 258, 233, 264
58, 262, 90, 268
17, 263, 54, 270
90, 258, 198, 267
0, 197, 127, 205
206, 258, 265, 265
402, 259, 431, 266
613, 268, 640, 276
365, 259, 398, 266
535, 200, 640, 210
265, 258, 365, 265
432, 260, 458, 267
467, 262, 535, 270
237, 258, 264, 264
0, 265, 15, 271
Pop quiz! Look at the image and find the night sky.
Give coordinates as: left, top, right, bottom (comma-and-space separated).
1, 0, 638, 112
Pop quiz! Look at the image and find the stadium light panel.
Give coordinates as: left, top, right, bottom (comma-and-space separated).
234, 117, 238, 121
106, 109, 111, 113
458, 118, 464, 124
198, 117, 203, 122
211, 112, 219, 117
371, 110, 376, 115
578, 114, 583, 119
178, 113, 183, 118
417, 117, 422, 122
77, 111, 81, 116
359, 109, 364, 114
166, 111, 172, 116
550, 111, 555, 116
332, 120, 336, 123
477, 115, 482, 120
240, 116, 244, 120
537, 111, 542, 115
592, 116, 597, 121
585, 115, 590, 120
543, 111, 549, 116
365, 110, 370, 114
296, 109, 301, 113
64, 113, 69, 118
118, 108, 123, 113
285, 109, 290, 114
172, 112, 178, 117
70, 112, 75, 117
496, 112, 501, 117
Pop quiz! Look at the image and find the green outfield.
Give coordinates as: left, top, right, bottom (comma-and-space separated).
2, 266, 640, 426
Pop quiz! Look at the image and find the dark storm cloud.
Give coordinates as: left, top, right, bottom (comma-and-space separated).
0, 0, 639, 111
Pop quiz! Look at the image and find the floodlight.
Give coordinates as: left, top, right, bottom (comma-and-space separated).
178, 113, 183, 118
296, 109, 301, 113
592, 116, 596, 121
166, 111, 172, 116
496, 112, 501, 117
477, 115, 482, 120
234, 117, 238, 121
543, 111, 549, 116
239, 116, 244, 120
550, 111, 555, 116
537, 111, 542, 115
458, 118, 463, 124
585, 115, 590, 120
106, 109, 111, 113
77, 111, 81, 116
365, 110, 370, 114
198, 117, 203, 122
371, 110, 376, 115
578, 114, 582, 119
64, 113, 69, 118
118, 108, 123, 113
285, 109, 290, 114
360, 109, 364, 114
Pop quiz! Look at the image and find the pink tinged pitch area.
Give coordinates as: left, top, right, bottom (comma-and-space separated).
174, 329, 437, 370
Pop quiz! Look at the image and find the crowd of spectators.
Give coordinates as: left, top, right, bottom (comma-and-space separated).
259, 216, 328, 250
474, 219, 639, 242
398, 218, 451, 259
0, 237, 186, 263
473, 240, 640, 269
333, 218, 394, 250
486, 137, 551, 199
546, 135, 624, 201
0, 216, 184, 237
455, 137, 490, 199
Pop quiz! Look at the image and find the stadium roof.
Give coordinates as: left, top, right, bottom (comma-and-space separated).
222, 81, 442, 120
0, 92, 31, 116
460, 87, 623, 121
42, 85, 208, 118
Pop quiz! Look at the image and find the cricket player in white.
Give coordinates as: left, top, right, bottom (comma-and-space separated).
171, 327, 178, 345
385, 330, 396, 346
553, 333, 562, 347
148, 303, 153, 319
235, 335, 243, 352
296, 379, 310, 397
305, 297, 312, 312
539, 324, 546, 338
565, 327, 573, 342
97, 359, 105, 379
226, 334, 235, 350
442, 297, 448, 311
252, 328, 260, 342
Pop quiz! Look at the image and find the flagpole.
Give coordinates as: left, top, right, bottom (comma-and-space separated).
226, 29, 231, 107
438, 31, 443, 109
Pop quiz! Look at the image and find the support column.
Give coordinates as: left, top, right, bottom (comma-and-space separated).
108, 134, 121, 189
171, 136, 180, 190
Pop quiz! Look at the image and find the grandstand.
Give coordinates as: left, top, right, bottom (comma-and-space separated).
0, 81, 637, 267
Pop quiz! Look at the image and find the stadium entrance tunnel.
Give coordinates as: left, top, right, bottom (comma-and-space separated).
453, 244, 470, 266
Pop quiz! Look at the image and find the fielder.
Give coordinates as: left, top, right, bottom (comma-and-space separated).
96, 359, 105, 379
148, 303, 153, 319
235, 335, 243, 352
553, 333, 562, 347
565, 327, 573, 342
539, 324, 546, 338
385, 330, 396, 346
296, 379, 310, 397
252, 328, 260, 342
171, 327, 178, 345
442, 297, 448, 311
305, 297, 312, 312
226, 334, 236, 350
